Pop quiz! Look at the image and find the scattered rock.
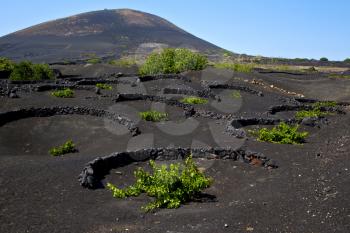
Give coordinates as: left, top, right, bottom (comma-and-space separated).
8, 89, 19, 98
95, 87, 101, 95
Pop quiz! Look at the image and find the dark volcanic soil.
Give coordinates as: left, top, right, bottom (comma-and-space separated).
0, 67, 349, 233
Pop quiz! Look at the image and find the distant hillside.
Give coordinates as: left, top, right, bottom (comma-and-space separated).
0, 9, 227, 63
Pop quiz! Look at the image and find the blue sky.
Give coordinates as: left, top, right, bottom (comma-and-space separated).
1, 0, 349, 60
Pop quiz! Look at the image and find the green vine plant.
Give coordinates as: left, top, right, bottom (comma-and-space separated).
107, 156, 213, 212
295, 101, 337, 120
139, 111, 168, 122
49, 140, 77, 156
180, 96, 208, 105
96, 83, 113, 90
51, 88, 74, 98
231, 90, 242, 99
249, 122, 308, 144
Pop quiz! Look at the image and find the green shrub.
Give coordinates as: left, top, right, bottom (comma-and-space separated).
32, 63, 54, 80
295, 101, 337, 120
51, 88, 74, 98
231, 90, 242, 99
0, 57, 14, 72
180, 96, 208, 104
107, 156, 212, 211
139, 48, 208, 75
214, 63, 254, 73
9, 61, 54, 81
320, 57, 329, 62
139, 111, 168, 122
49, 140, 76, 156
295, 109, 327, 120
86, 58, 101, 64
344, 58, 350, 63
250, 122, 308, 144
312, 101, 337, 108
9, 61, 34, 80
109, 58, 136, 67
174, 48, 208, 72
96, 83, 113, 90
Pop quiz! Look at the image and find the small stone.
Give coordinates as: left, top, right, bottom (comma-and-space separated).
215, 95, 221, 102
95, 87, 101, 95
224, 223, 229, 228
9, 91, 19, 98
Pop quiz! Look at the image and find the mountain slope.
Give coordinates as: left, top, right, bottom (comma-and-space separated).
0, 9, 225, 62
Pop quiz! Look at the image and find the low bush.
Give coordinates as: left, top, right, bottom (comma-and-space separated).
0, 57, 14, 72
180, 96, 208, 104
295, 109, 327, 120
96, 83, 113, 90
9, 61, 54, 81
139, 111, 168, 122
139, 48, 208, 75
320, 57, 329, 62
249, 122, 308, 144
49, 140, 76, 156
86, 58, 101, 64
214, 63, 254, 73
51, 88, 74, 98
295, 101, 337, 120
312, 101, 337, 108
107, 156, 212, 211
344, 58, 350, 63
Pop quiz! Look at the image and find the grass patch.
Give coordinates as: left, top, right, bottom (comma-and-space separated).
96, 83, 113, 90
295, 101, 337, 120
249, 122, 308, 144
86, 58, 101, 64
0, 57, 14, 72
231, 90, 241, 99
180, 96, 208, 105
139, 48, 208, 75
107, 156, 212, 211
312, 101, 337, 108
139, 111, 168, 122
214, 63, 254, 73
49, 140, 76, 156
109, 58, 136, 68
51, 88, 74, 98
